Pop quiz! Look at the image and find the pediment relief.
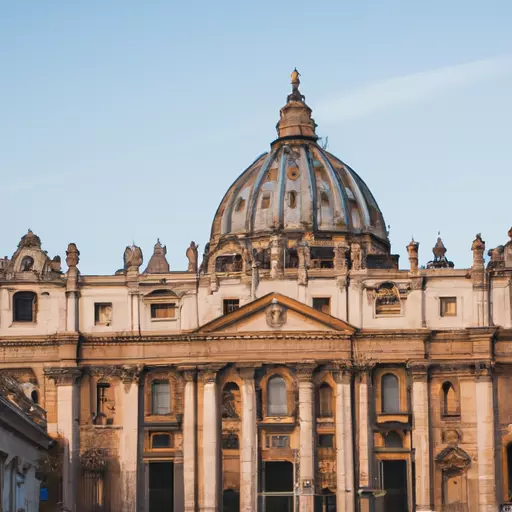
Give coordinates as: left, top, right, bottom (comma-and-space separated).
196, 292, 356, 335
435, 446, 471, 472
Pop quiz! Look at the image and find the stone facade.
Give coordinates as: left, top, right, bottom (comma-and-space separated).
1, 72, 512, 512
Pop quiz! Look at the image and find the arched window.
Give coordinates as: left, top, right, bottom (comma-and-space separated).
151, 380, 171, 415
21, 256, 34, 271
385, 431, 403, 448
442, 382, 458, 417
31, 390, 39, 404
13, 291, 37, 322
381, 373, 400, 413
318, 383, 333, 418
267, 376, 287, 416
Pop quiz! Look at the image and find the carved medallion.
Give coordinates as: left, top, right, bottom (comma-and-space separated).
266, 300, 287, 328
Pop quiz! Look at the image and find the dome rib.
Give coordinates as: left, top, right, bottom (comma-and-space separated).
315, 147, 351, 229
220, 153, 267, 235
276, 146, 287, 229
246, 149, 277, 233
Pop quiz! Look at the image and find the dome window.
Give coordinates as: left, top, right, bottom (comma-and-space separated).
287, 167, 299, 180
235, 197, 246, 212
320, 191, 330, 207
261, 193, 271, 210
287, 191, 297, 209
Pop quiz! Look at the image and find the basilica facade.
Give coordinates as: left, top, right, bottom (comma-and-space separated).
1, 71, 512, 512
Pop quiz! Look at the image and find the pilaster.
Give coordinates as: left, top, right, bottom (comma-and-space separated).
198, 367, 220, 512
44, 367, 82, 512
296, 364, 316, 512
475, 364, 496, 512
182, 369, 197, 512
119, 365, 143, 512
238, 366, 258, 512
410, 364, 433, 512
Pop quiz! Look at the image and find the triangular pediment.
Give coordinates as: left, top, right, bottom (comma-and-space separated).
196, 292, 356, 335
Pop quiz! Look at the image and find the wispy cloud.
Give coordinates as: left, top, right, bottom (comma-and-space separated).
315, 56, 512, 123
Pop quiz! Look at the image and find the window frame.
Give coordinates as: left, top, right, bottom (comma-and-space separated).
440, 297, 457, 317
266, 375, 288, 417
381, 372, 400, 414
150, 432, 173, 450
94, 302, 113, 326
151, 380, 171, 416
150, 302, 176, 321
312, 297, 331, 315
12, 291, 37, 323
223, 298, 240, 315
318, 382, 333, 418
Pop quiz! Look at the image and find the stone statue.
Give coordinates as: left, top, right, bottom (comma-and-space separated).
270, 259, 280, 280
21, 256, 34, 272
66, 243, 80, 268
186, 242, 199, 273
123, 245, 143, 271
288, 68, 305, 103
350, 243, 362, 271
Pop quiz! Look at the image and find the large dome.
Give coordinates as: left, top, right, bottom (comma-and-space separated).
210, 70, 388, 246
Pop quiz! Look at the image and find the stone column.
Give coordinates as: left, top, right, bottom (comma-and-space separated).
200, 369, 219, 512
119, 366, 142, 512
297, 365, 315, 512
239, 367, 258, 512
358, 370, 370, 490
44, 367, 82, 512
411, 365, 432, 512
183, 370, 197, 512
335, 369, 354, 512
476, 365, 496, 512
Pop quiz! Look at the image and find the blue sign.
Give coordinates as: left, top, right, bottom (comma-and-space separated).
40, 487, 48, 501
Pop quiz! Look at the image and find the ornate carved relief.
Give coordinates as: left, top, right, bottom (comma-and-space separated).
436, 446, 471, 471
265, 300, 287, 328
44, 367, 82, 386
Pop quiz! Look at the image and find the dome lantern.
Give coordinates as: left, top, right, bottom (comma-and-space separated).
276, 69, 318, 140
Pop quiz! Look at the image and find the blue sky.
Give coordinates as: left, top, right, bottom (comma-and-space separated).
1, 1, 511, 274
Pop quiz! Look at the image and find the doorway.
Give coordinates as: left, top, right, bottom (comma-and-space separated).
381, 460, 408, 512
148, 461, 173, 512
222, 489, 240, 512
260, 461, 294, 512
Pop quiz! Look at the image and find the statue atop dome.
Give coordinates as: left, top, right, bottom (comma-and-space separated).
287, 68, 306, 103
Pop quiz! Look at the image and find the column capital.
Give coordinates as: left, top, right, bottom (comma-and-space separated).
197, 365, 223, 383
44, 367, 82, 386
237, 364, 259, 381
181, 369, 197, 382
475, 362, 493, 381
408, 363, 430, 382
295, 363, 316, 382
333, 369, 352, 384
120, 364, 144, 384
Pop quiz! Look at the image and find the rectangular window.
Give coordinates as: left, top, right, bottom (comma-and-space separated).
223, 299, 240, 315
312, 297, 331, 315
318, 434, 334, 448
265, 435, 290, 449
440, 297, 457, 317
151, 433, 172, 449
150, 303, 176, 320
261, 193, 271, 209
151, 381, 171, 415
94, 302, 113, 325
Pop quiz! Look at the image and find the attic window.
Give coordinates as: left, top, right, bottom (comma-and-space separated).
261, 193, 271, 209
440, 297, 457, 317
151, 433, 172, 449
375, 283, 401, 316
151, 303, 176, 320
313, 297, 331, 315
235, 197, 246, 212
223, 299, 240, 315
310, 247, 334, 269
320, 191, 330, 206
94, 303, 113, 326
288, 190, 297, 209
13, 291, 37, 322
